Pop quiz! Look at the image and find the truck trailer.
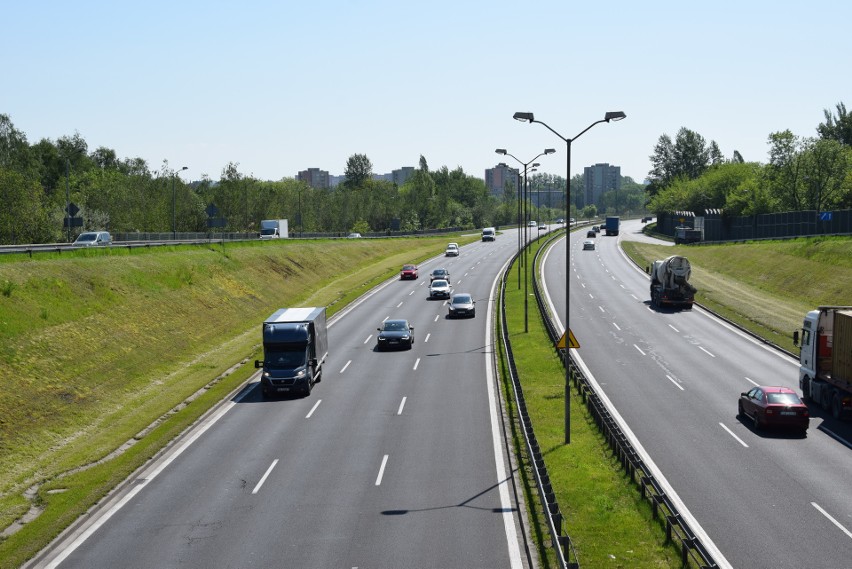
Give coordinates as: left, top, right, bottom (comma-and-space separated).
648, 255, 696, 309
604, 216, 620, 236
795, 306, 852, 419
255, 307, 328, 397
259, 219, 288, 239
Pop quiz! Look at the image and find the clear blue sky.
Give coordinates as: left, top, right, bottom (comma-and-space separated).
4, 0, 850, 184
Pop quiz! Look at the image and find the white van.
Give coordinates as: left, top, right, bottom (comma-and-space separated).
482, 227, 496, 242
72, 231, 112, 247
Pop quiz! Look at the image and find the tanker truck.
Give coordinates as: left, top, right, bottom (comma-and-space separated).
794, 307, 852, 420
647, 255, 696, 309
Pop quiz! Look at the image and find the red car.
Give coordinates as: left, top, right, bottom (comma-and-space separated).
400, 264, 418, 280
738, 386, 809, 434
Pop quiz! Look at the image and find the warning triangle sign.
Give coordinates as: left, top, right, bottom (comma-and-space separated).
557, 329, 580, 349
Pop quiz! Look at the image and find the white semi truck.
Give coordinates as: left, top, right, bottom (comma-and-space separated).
794, 306, 852, 419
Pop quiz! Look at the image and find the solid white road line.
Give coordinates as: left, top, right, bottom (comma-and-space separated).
253, 459, 279, 494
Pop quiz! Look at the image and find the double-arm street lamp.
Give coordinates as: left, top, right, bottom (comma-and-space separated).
172, 166, 189, 240
513, 110, 626, 443
495, 148, 555, 332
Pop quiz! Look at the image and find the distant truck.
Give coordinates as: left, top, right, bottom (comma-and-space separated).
259, 219, 289, 239
794, 307, 852, 419
648, 255, 696, 309
482, 227, 496, 241
604, 216, 620, 236
674, 225, 702, 244
255, 307, 328, 397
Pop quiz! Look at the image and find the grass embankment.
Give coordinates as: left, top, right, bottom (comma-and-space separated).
0, 235, 476, 568
621, 236, 852, 351
502, 232, 850, 567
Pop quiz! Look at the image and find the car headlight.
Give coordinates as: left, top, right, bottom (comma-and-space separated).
401, 335, 410, 340
263, 372, 270, 378
295, 369, 306, 378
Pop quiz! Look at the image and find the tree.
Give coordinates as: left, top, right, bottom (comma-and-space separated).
343, 153, 372, 189
648, 127, 718, 188
817, 102, 852, 146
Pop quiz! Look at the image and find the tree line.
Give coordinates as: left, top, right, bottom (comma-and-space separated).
645, 102, 852, 216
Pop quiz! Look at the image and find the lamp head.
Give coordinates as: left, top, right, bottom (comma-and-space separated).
545, 148, 556, 155
495, 148, 507, 155
513, 112, 534, 123
532, 163, 540, 168
604, 111, 626, 122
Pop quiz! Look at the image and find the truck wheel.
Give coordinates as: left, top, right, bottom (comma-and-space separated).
801, 378, 812, 402
831, 393, 843, 420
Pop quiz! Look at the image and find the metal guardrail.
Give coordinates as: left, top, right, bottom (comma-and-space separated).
529, 231, 719, 569
498, 232, 579, 569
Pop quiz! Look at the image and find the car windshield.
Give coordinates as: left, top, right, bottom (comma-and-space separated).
383, 321, 409, 331
453, 295, 471, 304
76, 233, 97, 242
431, 280, 448, 287
402, 265, 415, 270
433, 270, 447, 277
767, 392, 802, 405
265, 348, 306, 369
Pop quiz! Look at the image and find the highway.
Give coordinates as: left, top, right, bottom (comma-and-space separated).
30, 230, 534, 569
540, 219, 852, 569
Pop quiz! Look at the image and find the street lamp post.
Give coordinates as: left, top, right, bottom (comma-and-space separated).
172, 166, 188, 240
513, 110, 626, 443
495, 148, 555, 331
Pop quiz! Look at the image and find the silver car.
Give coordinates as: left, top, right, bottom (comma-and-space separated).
72, 231, 112, 246
428, 279, 452, 299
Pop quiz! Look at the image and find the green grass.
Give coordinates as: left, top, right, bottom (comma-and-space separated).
0, 234, 478, 568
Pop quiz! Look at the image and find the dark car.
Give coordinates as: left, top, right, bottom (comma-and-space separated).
400, 264, 418, 280
593, 225, 600, 233
429, 268, 450, 282
738, 386, 809, 434
448, 293, 475, 318
586, 230, 596, 238
376, 319, 414, 351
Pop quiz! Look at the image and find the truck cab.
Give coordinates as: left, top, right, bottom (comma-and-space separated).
255, 307, 327, 397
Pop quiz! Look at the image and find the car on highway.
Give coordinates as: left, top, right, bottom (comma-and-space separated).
376, 319, 414, 351
583, 240, 595, 250
448, 293, 475, 318
72, 231, 112, 247
586, 230, 596, 238
428, 279, 452, 299
538, 224, 547, 231
429, 268, 450, 282
555, 217, 565, 224
738, 386, 809, 434
593, 225, 600, 233
445, 243, 459, 257
400, 264, 418, 280
527, 220, 537, 227
347, 232, 362, 238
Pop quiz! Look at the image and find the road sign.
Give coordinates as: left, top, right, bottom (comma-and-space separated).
820, 212, 832, 221
63, 217, 83, 228
65, 202, 80, 217
556, 328, 580, 349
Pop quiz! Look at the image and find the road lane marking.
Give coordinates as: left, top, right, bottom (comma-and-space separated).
409, 290, 415, 296
812, 502, 852, 540
669, 324, 679, 333
363, 335, 372, 344
745, 377, 759, 387
413, 358, 420, 370
396, 301, 403, 308
634, 345, 646, 356
699, 346, 716, 357
719, 423, 749, 448
598, 306, 605, 312
613, 323, 621, 331
425, 333, 431, 343
397, 397, 407, 415
666, 375, 685, 391
252, 459, 279, 494
434, 314, 439, 322
306, 400, 321, 418
375, 455, 389, 486
340, 360, 351, 373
